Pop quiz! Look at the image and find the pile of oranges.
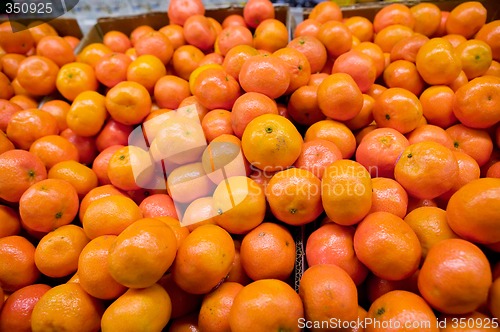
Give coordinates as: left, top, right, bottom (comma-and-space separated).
0, 0, 500, 330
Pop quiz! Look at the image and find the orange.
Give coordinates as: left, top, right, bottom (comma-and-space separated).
212, 176, 266, 234
365, 271, 420, 304
30, 283, 103, 332
36, 35, 75, 67
419, 85, 458, 128
40, 99, 71, 132
476, 20, 500, 61
304, 119, 357, 159
63, 36, 80, 51
440, 311, 499, 331
241, 114, 303, 172
253, 19, 288, 54
77, 235, 127, 300
0, 129, 14, 155
181, 196, 217, 231
0, 205, 21, 237
442, 33, 467, 48
178, 95, 210, 121
76, 42, 112, 68
418, 238, 492, 314
27, 21, 57, 43
354, 211, 421, 281
344, 16, 374, 43
416, 38, 462, 85
222, 44, 259, 82
29, 135, 79, 169
306, 221, 369, 285
96, 118, 133, 152
390, 33, 429, 63
159, 24, 186, 50
157, 273, 202, 319
172, 224, 235, 294
1, 53, 26, 80
229, 279, 303, 332
216, 25, 253, 56
0, 235, 39, 292
374, 24, 414, 53
107, 218, 177, 289
449, 69, 469, 92
48, 160, 98, 198
139, 193, 177, 219
395, 141, 459, 200
156, 216, 189, 249
317, 72, 364, 121
486, 60, 500, 77
490, 278, 500, 320
446, 178, 500, 245
171, 44, 205, 81
369, 177, 408, 218
198, 281, 243, 332
129, 25, 155, 46
6, 109, 58, 150
107, 145, 155, 192
293, 18, 322, 39
373, 3, 415, 33
299, 264, 357, 327
169, 313, 199, 331
407, 124, 454, 149
453, 75, 500, 129
333, 50, 377, 94
192, 67, 241, 110
0, 21, 35, 55
240, 222, 295, 281
308, 1, 341, 23
372, 87, 423, 134
167, 162, 215, 204
439, 150, 481, 202
0, 284, 51, 332
487, 161, 500, 178
0, 149, 47, 203
222, 14, 246, 28
202, 109, 234, 141
16, 55, 59, 96
227, 239, 252, 286
287, 35, 327, 74
321, 159, 372, 226
101, 283, 171, 332
272, 47, 311, 94
238, 54, 290, 99
19, 178, 79, 233
365, 290, 438, 332
0, 98, 22, 132
230, 91, 279, 138
265, 168, 322, 225
0, 72, 14, 101
456, 40, 493, 79
446, 124, 493, 167
56, 62, 99, 102
134, 31, 174, 64
94, 52, 132, 88
445, 1, 487, 38
353, 43, 386, 78
293, 138, 342, 179
105, 81, 152, 125
126, 54, 167, 93
183, 15, 217, 52
82, 194, 142, 239
383, 59, 425, 96
404, 206, 458, 260
35, 224, 89, 278
286, 85, 325, 126
317, 20, 352, 58
355, 127, 409, 178
167, 0, 205, 26
78, 184, 127, 220
103, 30, 132, 53
410, 2, 442, 37
154, 75, 191, 110
243, 0, 275, 28
66, 90, 107, 137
